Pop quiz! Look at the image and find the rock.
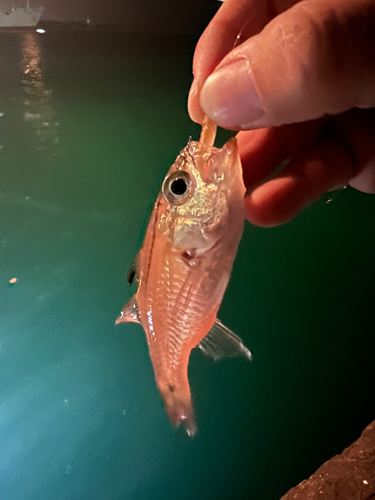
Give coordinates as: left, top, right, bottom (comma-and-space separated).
280, 420, 375, 500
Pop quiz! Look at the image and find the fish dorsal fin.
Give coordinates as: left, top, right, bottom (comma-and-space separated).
115, 295, 141, 325
198, 320, 252, 361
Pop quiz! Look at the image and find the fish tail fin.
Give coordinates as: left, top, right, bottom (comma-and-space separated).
164, 392, 197, 437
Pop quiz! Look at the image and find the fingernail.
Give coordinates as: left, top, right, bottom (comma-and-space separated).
200, 58, 265, 129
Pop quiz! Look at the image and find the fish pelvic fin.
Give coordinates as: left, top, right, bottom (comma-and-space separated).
162, 388, 197, 437
198, 319, 252, 362
115, 295, 141, 326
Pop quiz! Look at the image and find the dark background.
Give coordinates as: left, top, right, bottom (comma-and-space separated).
5, 0, 221, 33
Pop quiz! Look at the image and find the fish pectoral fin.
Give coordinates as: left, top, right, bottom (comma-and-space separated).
198, 320, 252, 362
115, 295, 141, 326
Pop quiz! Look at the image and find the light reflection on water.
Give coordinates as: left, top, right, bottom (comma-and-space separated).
20, 32, 60, 153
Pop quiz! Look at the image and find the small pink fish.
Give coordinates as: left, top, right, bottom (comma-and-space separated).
116, 118, 251, 436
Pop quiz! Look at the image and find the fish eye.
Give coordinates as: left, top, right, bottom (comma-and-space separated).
170, 177, 188, 196
162, 171, 192, 204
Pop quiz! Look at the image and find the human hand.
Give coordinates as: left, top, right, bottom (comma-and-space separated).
188, 0, 375, 226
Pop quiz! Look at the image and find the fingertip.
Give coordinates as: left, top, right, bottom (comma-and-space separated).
244, 176, 304, 227
188, 0, 268, 126
244, 136, 355, 227
237, 122, 322, 193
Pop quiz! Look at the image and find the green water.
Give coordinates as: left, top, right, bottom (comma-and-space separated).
0, 28, 374, 500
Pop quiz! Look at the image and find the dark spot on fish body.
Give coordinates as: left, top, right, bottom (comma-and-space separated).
168, 384, 175, 393
182, 248, 196, 261
127, 267, 136, 285
182, 249, 201, 268
182, 252, 194, 262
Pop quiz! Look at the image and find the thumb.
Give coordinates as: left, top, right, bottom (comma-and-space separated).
200, 0, 375, 130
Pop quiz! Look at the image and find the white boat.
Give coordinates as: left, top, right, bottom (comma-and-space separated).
0, 1, 43, 28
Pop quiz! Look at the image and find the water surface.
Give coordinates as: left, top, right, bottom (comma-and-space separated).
0, 28, 374, 500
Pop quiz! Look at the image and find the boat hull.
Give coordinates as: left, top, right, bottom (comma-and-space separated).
0, 8, 43, 28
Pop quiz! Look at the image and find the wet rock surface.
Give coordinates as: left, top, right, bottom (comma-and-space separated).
281, 420, 375, 500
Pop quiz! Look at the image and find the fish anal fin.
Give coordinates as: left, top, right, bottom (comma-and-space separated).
198, 319, 252, 362
115, 295, 141, 326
